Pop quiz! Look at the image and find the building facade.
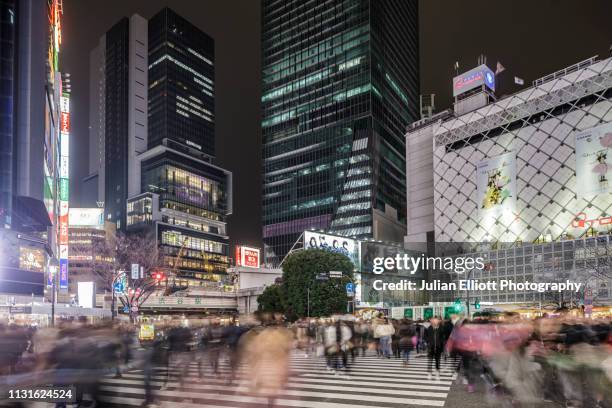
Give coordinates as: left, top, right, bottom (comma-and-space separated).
83, 35, 106, 207
89, 8, 232, 297
127, 145, 232, 291
0, 0, 64, 297
406, 56, 612, 306
261, 0, 419, 266
67, 208, 114, 300
87, 15, 148, 229
147, 7, 215, 157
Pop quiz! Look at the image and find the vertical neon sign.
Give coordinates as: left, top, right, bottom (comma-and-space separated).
59, 93, 69, 289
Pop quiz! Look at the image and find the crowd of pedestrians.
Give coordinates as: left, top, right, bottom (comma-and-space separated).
0, 312, 611, 407
293, 314, 456, 379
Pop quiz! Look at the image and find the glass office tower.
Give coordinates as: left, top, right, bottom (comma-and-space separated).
0, 0, 16, 228
104, 18, 130, 230
261, 0, 419, 265
148, 7, 215, 157
124, 8, 232, 292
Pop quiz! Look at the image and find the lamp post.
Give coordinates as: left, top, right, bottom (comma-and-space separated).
465, 267, 476, 317
48, 257, 59, 327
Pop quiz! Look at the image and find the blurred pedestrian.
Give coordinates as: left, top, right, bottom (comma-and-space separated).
426, 316, 444, 380
375, 318, 395, 358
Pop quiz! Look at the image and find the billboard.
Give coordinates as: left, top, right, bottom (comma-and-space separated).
575, 122, 612, 198
235, 246, 261, 268
453, 64, 495, 97
60, 111, 70, 133
59, 258, 68, 289
19, 247, 45, 272
69, 208, 104, 226
77, 282, 95, 308
477, 152, 516, 216
47, 265, 56, 287
303, 231, 359, 267
58, 92, 70, 290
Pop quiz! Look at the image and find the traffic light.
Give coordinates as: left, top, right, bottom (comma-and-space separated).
453, 298, 463, 312
153, 272, 164, 282
474, 299, 481, 309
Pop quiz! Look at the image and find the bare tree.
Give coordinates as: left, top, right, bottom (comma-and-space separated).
90, 230, 162, 321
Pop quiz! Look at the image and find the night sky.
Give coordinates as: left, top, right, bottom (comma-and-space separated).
62, 0, 612, 249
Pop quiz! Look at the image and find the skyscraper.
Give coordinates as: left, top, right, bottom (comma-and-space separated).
131, 8, 231, 291
148, 8, 215, 157
261, 0, 419, 265
89, 8, 232, 292
92, 15, 148, 231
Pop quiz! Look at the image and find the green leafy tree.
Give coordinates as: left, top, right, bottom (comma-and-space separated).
281, 249, 354, 321
258, 283, 286, 313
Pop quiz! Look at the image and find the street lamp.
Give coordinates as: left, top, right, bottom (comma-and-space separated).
48, 257, 59, 327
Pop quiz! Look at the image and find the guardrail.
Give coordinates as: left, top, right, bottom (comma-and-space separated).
532, 55, 598, 87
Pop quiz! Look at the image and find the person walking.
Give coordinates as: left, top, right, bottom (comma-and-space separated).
398, 319, 416, 366
426, 316, 445, 381
374, 318, 395, 358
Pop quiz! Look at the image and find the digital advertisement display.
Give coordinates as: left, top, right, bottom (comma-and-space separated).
476, 151, 517, 217
69, 208, 104, 226
576, 121, 612, 198
77, 281, 95, 308
304, 231, 360, 267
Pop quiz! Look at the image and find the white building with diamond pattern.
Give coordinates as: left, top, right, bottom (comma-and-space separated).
405, 56, 612, 307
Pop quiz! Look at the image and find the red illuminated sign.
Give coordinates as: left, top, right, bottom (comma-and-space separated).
235, 246, 260, 268
60, 112, 70, 133
572, 212, 612, 228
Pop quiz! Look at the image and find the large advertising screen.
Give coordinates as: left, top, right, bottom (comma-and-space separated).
476, 152, 517, 217
69, 208, 104, 226
576, 121, 612, 198
77, 282, 95, 308
303, 231, 359, 267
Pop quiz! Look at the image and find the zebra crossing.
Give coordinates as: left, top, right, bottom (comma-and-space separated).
91, 353, 460, 408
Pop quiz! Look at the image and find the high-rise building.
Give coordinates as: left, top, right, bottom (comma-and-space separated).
126, 7, 231, 291
83, 36, 106, 206
148, 7, 215, 157
0, 0, 17, 228
261, 0, 420, 266
87, 15, 148, 230
89, 8, 232, 293
0, 0, 64, 297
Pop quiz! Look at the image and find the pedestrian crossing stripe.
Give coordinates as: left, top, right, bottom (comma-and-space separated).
89, 353, 460, 408
118, 372, 452, 390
